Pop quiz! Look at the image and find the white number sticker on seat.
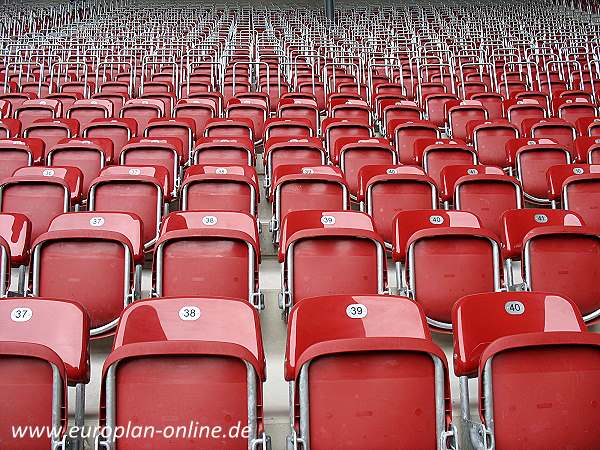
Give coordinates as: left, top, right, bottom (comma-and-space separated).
89, 217, 105, 227
429, 215, 444, 225
505, 301, 525, 315
302, 167, 314, 174
42, 169, 55, 177
534, 214, 548, 223
11, 307, 32, 322
467, 168, 479, 175
128, 168, 141, 175
179, 306, 200, 321
321, 215, 336, 225
202, 215, 217, 225
346, 304, 368, 319
216, 167, 228, 175
573, 167, 585, 175
386, 168, 398, 175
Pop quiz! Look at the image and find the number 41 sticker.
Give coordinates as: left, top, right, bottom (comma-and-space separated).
346, 303, 368, 319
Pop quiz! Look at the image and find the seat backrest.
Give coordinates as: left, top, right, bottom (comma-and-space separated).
452, 291, 586, 377
500, 208, 584, 260
0, 212, 31, 266
10, 165, 84, 204
0, 298, 90, 383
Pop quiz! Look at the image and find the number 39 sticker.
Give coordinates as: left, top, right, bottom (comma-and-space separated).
346, 303, 368, 319
11, 307, 32, 322
179, 306, 200, 321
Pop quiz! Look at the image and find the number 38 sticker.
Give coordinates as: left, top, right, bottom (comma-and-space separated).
11, 307, 32, 322
346, 303, 368, 319
179, 306, 200, 321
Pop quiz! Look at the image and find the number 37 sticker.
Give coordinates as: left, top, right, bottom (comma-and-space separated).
346, 303, 368, 319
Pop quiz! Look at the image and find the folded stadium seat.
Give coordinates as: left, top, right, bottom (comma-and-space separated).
575, 116, 600, 137
181, 165, 259, 216
416, 81, 448, 104
120, 137, 183, 196
82, 117, 137, 161
222, 80, 251, 105
390, 119, 440, 164
31, 211, 142, 336
263, 118, 313, 140
260, 80, 290, 113
46, 138, 113, 195
357, 165, 437, 245
0, 166, 82, 241
173, 98, 215, 137
225, 99, 268, 144
278, 210, 387, 319
277, 97, 320, 134
446, 99, 488, 141
14, 99, 62, 130
120, 98, 164, 133
0, 213, 30, 295
22, 118, 79, 155
203, 117, 254, 140
469, 92, 505, 119
467, 119, 519, 166
383, 100, 424, 133
373, 94, 407, 129
331, 137, 397, 198
65, 99, 112, 129
192, 137, 255, 166
285, 294, 457, 450
505, 138, 572, 203
0, 298, 90, 450
263, 137, 326, 190
422, 92, 458, 128
461, 80, 489, 98
547, 164, 600, 231
440, 164, 523, 236
557, 89, 594, 103
88, 165, 170, 250
235, 91, 271, 112
330, 99, 372, 124
298, 81, 326, 112
269, 165, 349, 243
392, 209, 501, 330
186, 91, 224, 117
522, 117, 576, 153
0, 138, 44, 183
504, 98, 547, 135
144, 117, 196, 164
321, 118, 372, 158
0, 92, 37, 114
574, 136, 600, 163
512, 90, 551, 111
554, 97, 597, 126
0, 118, 21, 138
96, 296, 269, 450
152, 211, 263, 308
452, 291, 600, 450
46, 92, 83, 110
413, 138, 477, 187
92, 92, 130, 117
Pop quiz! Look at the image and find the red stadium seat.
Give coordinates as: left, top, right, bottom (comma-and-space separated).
204, 117, 254, 140
65, 99, 112, 129
263, 118, 313, 140
144, 117, 196, 164
263, 137, 326, 189
22, 119, 79, 156
269, 165, 349, 243
31, 212, 143, 336
181, 164, 259, 216
547, 164, 600, 231
15, 99, 62, 130
0, 213, 30, 295
390, 119, 440, 164
82, 118, 137, 161
414, 138, 477, 187
120, 98, 164, 132
467, 119, 519, 166
88, 165, 170, 249
446, 99, 488, 141
278, 210, 387, 319
97, 296, 268, 450
392, 210, 501, 330
452, 291, 600, 450
153, 211, 262, 309
285, 294, 457, 450
574, 136, 600, 163
0, 298, 90, 450
358, 165, 437, 245
173, 98, 215, 137
506, 138, 572, 203
504, 99, 547, 134
0, 118, 21, 138
192, 137, 256, 166
440, 164, 523, 235
0, 166, 83, 241
0, 138, 44, 183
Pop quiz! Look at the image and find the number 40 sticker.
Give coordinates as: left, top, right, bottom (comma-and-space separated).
346, 303, 368, 319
